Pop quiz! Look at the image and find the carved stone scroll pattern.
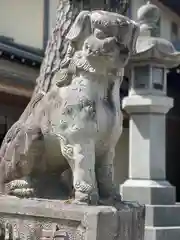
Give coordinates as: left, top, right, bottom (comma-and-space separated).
0, 216, 85, 240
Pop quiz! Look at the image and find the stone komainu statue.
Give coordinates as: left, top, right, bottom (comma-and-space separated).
0, 10, 139, 204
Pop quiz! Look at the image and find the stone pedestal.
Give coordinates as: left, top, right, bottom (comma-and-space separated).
0, 196, 145, 240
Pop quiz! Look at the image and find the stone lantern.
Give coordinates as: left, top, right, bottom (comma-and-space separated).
121, 2, 180, 240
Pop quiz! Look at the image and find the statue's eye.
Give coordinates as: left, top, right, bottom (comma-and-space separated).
94, 29, 107, 39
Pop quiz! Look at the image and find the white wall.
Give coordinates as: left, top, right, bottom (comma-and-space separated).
0, 0, 44, 49
152, 0, 180, 41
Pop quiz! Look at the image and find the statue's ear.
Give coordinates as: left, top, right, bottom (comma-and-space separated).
128, 21, 140, 54
66, 11, 91, 42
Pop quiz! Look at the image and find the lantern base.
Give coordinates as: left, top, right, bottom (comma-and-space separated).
146, 204, 180, 240
146, 226, 180, 240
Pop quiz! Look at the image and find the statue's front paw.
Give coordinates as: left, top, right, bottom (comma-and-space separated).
9, 188, 34, 198
7, 180, 34, 198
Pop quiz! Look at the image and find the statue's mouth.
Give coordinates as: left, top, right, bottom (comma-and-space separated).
84, 38, 130, 58
85, 45, 130, 67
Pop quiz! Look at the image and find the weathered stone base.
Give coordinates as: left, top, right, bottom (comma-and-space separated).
145, 204, 180, 240
0, 196, 145, 240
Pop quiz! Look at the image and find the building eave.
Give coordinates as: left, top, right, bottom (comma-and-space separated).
0, 40, 43, 69
0, 59, 38, 97
0, 82, 32, 98
158, 0, 180, 17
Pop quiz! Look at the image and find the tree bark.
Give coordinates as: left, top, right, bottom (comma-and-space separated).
18, 0, 81, 121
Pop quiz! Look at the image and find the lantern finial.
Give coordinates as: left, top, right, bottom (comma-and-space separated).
137, 1, 160, 33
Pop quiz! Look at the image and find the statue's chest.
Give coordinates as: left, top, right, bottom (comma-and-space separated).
47, 79, 118, 141
60, 79, 116, 124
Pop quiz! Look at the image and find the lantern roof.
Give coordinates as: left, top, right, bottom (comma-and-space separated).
131, 1, 180, 68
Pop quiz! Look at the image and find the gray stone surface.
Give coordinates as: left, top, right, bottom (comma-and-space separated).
0, 196, 145, 240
